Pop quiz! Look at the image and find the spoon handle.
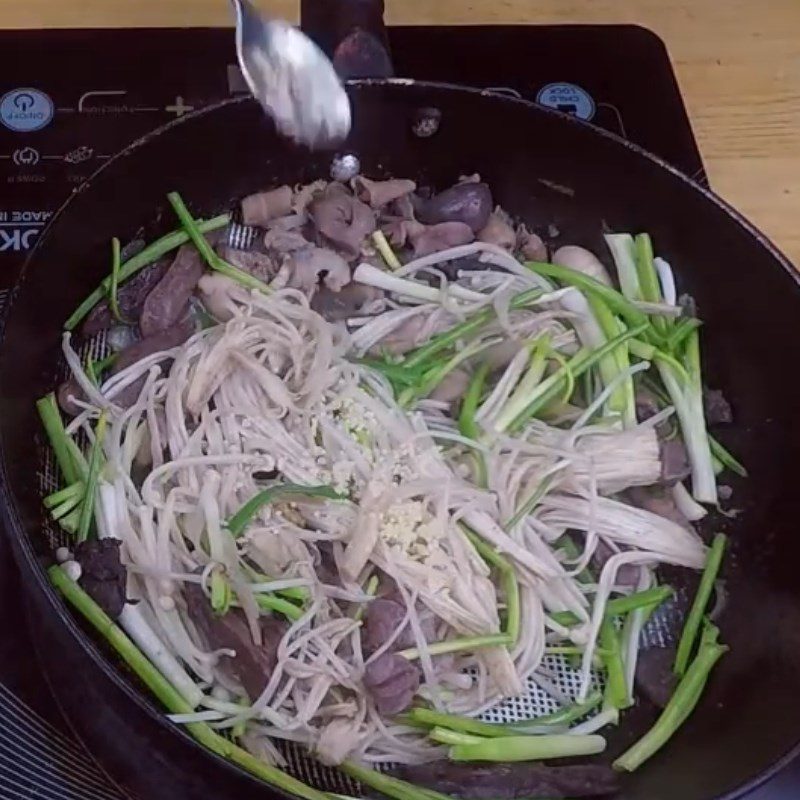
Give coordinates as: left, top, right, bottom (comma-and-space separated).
300, 0, 393, 79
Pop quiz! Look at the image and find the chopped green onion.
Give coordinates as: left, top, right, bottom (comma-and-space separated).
666, 317, 703, 353
64, 214, 230, 331
254, 592, 304, 622
459, 362, 489, 441
448, 733, 606, 762
76, 412, 107, 542
428, 727, 484, 746
634, 233, 669, 336
492, 334, 550, 433
550, 586, 674, 627
354, 574, 379, 623
372, 230, 402, 270
167, 192, 271, 294
674, 534, 727, 677
403, 287, 543, 370
409, 697, 601, 739
108, 236, 126, 323
43, 481, 85, 510
210, 571, 232, 615
509, 691, 603, 729
508, 322, 649, 432
398, 633, 511, 661
463, 528, 520, 644
231, 696, 249, 740
86, 352, 118, 387
709, 435, 747, 478
615, 622, 728, 771
527, 261, 650, 332
600, 619, 629, 709
36, 393, 87, 484
226, 484, 343, 538
48, 566, 331, 800
341, 760, 452, 800
605, 233, 641, 300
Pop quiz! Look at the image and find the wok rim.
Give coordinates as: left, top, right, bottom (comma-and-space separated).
1, 79, 799, 800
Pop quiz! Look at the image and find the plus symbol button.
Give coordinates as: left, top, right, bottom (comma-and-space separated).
166, 96, 194, 117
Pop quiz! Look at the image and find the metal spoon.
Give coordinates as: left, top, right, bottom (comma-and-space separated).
231, 0, 352, 150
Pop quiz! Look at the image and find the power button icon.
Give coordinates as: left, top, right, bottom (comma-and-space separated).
0, 88, 55, 132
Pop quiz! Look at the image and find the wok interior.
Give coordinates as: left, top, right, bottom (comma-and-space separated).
2, 85, 800, 800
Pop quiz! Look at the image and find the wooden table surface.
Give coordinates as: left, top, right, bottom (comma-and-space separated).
2, 0, 799, 264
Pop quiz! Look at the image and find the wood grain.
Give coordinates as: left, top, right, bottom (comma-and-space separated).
1, 0, 799, 263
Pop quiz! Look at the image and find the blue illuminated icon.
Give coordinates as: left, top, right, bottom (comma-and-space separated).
536, 82, 596, 121
0, 88, 54, 132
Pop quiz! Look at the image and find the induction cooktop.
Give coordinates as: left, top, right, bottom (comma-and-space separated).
0, 23, 794, 800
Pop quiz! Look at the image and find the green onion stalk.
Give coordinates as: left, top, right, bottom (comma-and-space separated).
36, 393, 88, 484
167, 192, 271, 294
64, 213, 230, 330
48, 566, 332, 800
108, 236, 126, 323
674, 533, 727, 676
448, 733, 606, 762
604, 233, 641, 301
634, 233, 669, 336
76, 412, 108, 543
458, 362, 490, 487
527, 261, 650, 332
657, 328, 717, 504
402, 287, 544, 371
599, 619, 629, 709
407, 692, 602, 739
549, 585, 674, 628
226, 484, 342, 538
507, 322, 649, 433
491, 334, 551, 433
614, 622, 728, 771
586, 294, 637, 427
463, 528, 520, 645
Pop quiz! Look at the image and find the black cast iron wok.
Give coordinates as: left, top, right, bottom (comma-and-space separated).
1, 3, 800, 799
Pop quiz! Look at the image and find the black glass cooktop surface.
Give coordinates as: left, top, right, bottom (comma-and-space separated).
0, 23, 794, 800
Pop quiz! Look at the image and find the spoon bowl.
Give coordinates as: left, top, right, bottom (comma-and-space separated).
231, 0, 351, 149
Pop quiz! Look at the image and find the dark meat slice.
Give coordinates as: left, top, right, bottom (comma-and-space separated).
626, 485, 693, 532
75, 538, 127, 619
363, 597, 408, 654
591, 540, 640, 589
417, 181, 493, 233
635, 390, 660, 423
363, 652, 420, 715
82, 260, 170, 336
311, 283, 383, 322
309, 184, 376, 260
111, 315, 195, 408
139, 245, 205, 337
354, 176, 416, 209
398, 762, 620, 799
184, 582, 286, 701
635, 646, 678, 708
58, 376, 87, 416
477, 209, 516, 251
704, 387, 733, 425
241, 186, 293, 227
410, 221, 474, 257
217, 245, 276, 283
660, 439, 691, 485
